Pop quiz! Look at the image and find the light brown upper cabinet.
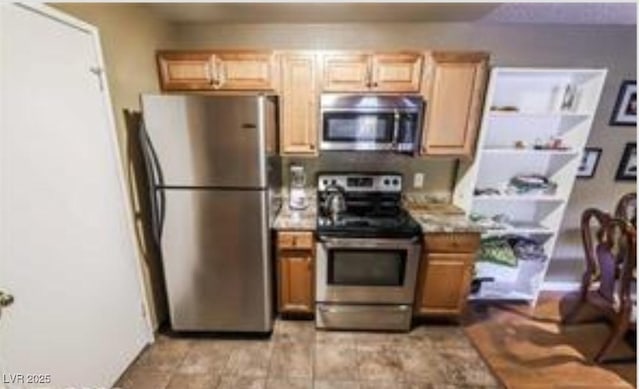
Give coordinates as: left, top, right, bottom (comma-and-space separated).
280, 52, 318, 156
371, 53, 423, 92
321, 52, 422, 93
157, 52, 217, 91
157, 50, 277, 91
215, 51, 277, 90
420, 52, 489, 157
321, 53, 371, 92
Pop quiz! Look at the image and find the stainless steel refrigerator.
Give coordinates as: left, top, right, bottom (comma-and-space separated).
140, 94, 280, 332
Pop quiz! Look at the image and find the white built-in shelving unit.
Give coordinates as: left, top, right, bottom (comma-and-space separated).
453, 67, 607, 305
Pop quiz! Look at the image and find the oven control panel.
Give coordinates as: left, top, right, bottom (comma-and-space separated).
317, 174, 402, 193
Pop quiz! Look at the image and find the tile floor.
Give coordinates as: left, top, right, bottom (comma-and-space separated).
116, 320, 500, 389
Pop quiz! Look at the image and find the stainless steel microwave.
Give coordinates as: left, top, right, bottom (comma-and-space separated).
320, 94, 424, 153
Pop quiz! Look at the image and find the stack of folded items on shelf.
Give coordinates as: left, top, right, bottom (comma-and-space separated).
478, 235, 547, 268
506, 174, 557, 195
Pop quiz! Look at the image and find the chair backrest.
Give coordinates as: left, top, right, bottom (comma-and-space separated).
581, 208, 636, 310
581, 208, 612, 290
614, 192, 637, 226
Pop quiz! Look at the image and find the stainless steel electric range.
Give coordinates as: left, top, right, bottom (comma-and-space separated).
315, 173, 422, 331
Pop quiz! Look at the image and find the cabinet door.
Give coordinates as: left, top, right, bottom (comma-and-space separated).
157, 51, 216, 91
278, 251, 314, 314
280, 53, 318, 155
214, 51, 277, 90
414, 253, 474, 316
321, 53, 371, 92
420, 52, 488, 157
371, 53, 422, 93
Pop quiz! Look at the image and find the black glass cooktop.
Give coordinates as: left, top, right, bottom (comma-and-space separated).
317, 209, 422, 238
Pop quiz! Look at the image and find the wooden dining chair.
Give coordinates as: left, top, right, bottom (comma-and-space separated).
563, 208, 636, 363
614, 192, 637, 226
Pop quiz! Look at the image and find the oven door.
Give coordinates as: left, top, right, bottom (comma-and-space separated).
321, 111, 396, 151
316, 237, 421, 304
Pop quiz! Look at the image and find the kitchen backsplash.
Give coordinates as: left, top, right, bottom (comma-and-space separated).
281, 152, 456, 201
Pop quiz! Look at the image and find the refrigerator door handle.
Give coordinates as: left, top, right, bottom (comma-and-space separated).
139, 119, 166, 242
158, 187, 166, 240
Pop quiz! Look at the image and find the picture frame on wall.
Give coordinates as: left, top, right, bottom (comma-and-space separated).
576, 147, 602, 179
610, 80, 637, 126
615, 142, 637, 181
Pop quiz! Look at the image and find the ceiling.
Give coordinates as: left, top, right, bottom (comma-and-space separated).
147, 2, 636, 25
148, 3, 499, 23
482, 2, 637, 25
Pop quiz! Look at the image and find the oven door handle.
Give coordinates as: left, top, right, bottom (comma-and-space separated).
318, 305, 410, 314
317, 236, 420, 248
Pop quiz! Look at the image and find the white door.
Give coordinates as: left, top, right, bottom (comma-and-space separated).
0, 4, 152, 388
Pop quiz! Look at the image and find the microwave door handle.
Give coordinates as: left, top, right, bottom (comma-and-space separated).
392, 109, 400, 150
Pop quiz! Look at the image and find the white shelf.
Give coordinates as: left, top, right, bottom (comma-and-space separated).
473, 194, 564, 202
453, 66, 607, 304
483, 226, 554, 237
469, 290, 535, 301
482, 148, 579, 157
488, 111, 591, 119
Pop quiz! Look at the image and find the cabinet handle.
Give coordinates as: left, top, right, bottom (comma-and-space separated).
372, 82, 378, 88
309, 144, 315, 150
208, 59, 217, 87
366, 58, 373, 89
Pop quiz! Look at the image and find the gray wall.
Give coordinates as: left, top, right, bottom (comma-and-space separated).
168, 21, 637, 284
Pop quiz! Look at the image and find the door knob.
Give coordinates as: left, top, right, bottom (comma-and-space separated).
0, 291, 14, 307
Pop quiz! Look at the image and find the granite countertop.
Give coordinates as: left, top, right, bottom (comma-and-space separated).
272, 193, 317, 231
403, 194, 484, 234
272, 190, 483, 233
408, 209, 485, 234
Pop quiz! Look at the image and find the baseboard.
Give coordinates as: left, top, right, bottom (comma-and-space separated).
541, 281, 581, 291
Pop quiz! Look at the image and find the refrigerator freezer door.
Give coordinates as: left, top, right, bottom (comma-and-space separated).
161, 189, 272, 332
141, 95, 275, 188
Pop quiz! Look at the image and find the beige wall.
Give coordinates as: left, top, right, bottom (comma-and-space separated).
55, 3, 174, 149
53, 3, 174, 328
170, 21, 636, 283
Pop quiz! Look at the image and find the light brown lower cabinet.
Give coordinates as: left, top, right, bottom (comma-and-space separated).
414, 233, 480, 319
276, 231, 315, 315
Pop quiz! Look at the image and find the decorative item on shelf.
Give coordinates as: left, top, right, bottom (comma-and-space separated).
532, 137, 568, 151
559, 83, 579, 112
533, 138, 544, 150
490, 105, 519, 112
470, 213, 503, 230
610, 80, 637, 126
615, 142, 637, 181
492, 213, 511, 225
470, 276, 495, 295
576, 147, 602, 179
470, 212, 512, 230
506, 236, 547, 262
546, 137, 570, 150
506, 174, 557, 195
474, 187, 501, 196
514, 140, 526, 149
